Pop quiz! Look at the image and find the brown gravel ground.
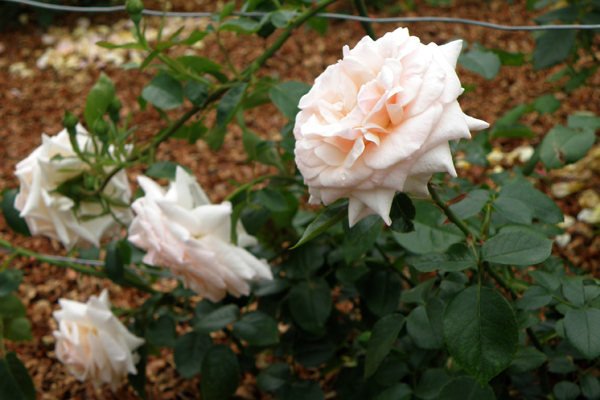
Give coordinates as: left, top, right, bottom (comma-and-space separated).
1, 0, 600, 398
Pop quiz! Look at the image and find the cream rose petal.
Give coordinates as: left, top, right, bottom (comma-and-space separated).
294, 27, 489, 226
52, 290, 144, 392
128, 167, 272, 302
14, 125, 132, 250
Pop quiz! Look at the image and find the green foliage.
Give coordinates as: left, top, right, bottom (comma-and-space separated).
2, 190, 30, 237
0, 353, 36, 400
201, 345, 240, 400
8, 0, 600, 398
141, 74, 184, 110
85, 73, 116, 129
364, 314, 406, 378
539, 125, 596, 170
269, 81, 311, 120
458, 48, 501, 81
443, 286, 518, 385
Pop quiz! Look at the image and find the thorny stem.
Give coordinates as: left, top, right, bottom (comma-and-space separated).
427, 182, 477, 240
0, 239, 156, 294
353, 0, 376, 40
428, 183, 551, 394
479, 202, 492, 238
94, 0, 341, 195
374, 243, 415, 287
224, 175, 298, 202
216, 31, 242, 79
0, 252, 18, 273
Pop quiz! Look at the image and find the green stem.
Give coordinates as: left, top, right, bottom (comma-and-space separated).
0, 252, 18, 273
0, 319, 5, 359
216, 31, 242, 79
94, 105, 202, 195
479, 203, 492, 238
353, 0, 376, 40
157, 54, 216, 88
0, 241, 155, 294
224, 175, 298, 202
95, 0, 341, 196
428, 184, 551, 393
242, 0, 341, 78
374, 243, 415, 287
428, 182, 478, 241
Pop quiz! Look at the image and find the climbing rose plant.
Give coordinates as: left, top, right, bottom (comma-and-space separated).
1, 0, 600, 399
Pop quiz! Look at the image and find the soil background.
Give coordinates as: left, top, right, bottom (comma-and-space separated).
1, 0, 600, 398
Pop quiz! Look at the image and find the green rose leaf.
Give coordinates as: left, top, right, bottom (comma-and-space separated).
581, 374, 600, 400
539, 125, 595, 170
493, 196, 532, 225
375, 383, 412, 400
449, 190, 490, 220
2, 190, 31, 237
141, 73, 184, 110
438, 376, 495, 400
288, 278, 331, 334
364, 313, 406, 379
513, 286, 552, 310
232, 311, 279, 346
498, 183, 563, 224
411, 244, 476, 273
508, 346, 548, 374
458, 48, 501, 81
564, 308, 600, 360
269, 81, 311, 120
481, 231, 553, 265
256, 363, 292, 392
364, 270, 401, 317
533, 30, 575, 71
201, 345, 240, 400
0, 270, 24, 297
406, 298, 445, 350
146, 315, 177, 347
553, 381, 581, 400
292, 202, 347, 248
0, 352, 36, 400
194, 304, 239, 334
173, 331, 212, 379
443, 286, 518, 385
145, 161, 192, 179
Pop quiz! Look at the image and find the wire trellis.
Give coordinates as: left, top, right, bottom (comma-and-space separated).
3, 0, 600, 31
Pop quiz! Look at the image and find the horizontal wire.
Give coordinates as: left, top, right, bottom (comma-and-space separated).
3, 0, 600, 31
0, 246, 181, 280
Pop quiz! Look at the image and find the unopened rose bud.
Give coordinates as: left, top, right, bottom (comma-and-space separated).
62, 111, 78, 131
92, 117, 109, 137
108, 97, 122, 123
126, 0, 144, 23
108, 97, 122, 114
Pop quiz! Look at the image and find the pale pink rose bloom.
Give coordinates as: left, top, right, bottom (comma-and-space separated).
294, 28, 489, 226
127, 167, 273, 302
52, 290, 145, 392
14, 125, 132, 250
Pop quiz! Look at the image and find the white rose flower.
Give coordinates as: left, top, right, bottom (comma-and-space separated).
127, 167, 273, 302
294, 28, 489, 226
13, 125, 133, 250
52, 290, 145, 392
